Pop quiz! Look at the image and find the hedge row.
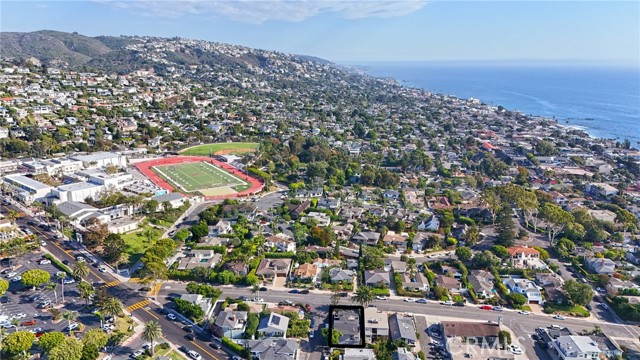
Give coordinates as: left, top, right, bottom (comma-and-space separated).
370, 288, 390, 296
222, 337, 249, 358
393, 273, 425, 297
44, 254, 72, 275
264, 252, 295, 259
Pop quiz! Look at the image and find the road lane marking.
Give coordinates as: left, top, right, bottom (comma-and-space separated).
141, 307, 159, 320
126, 300, 151, 312
101, 280, 121, 289
190, 339, 220, 360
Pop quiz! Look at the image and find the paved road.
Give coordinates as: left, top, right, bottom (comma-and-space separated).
155, 284, 640, 360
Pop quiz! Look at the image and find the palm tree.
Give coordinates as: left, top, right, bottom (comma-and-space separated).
57, 272, 67, 303
78, 281, 95, 305
73, 261, 90, 280
142, 320, 163, 355
47, 282, 58, 304
63, 310, 77, 334
250, 284, 260, 296
100, 297, 124, 324
351, 285, 374, 307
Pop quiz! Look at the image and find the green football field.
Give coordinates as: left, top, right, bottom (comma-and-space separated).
152, 161, 248, 192
179, 142, 259, 156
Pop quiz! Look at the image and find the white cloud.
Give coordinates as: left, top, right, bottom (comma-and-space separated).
97, 0, 427, 23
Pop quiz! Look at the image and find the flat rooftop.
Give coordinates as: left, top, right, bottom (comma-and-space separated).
5, 174, 52, 191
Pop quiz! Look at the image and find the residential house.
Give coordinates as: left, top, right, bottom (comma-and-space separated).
400, 273, 430, 292
247, 339, 298, 360
313, 258, 341, 269
364, 269, 391, 287
209, 219, 232, 236
417, 215, 439, 232
211, 311, 248, 339
302, 211, 331, 227
352, 231, 381, 246
343, 349, 377, 360
224, 261, 249, 277
441, 321, 499, 346
388, 314, 417, 346
435, 275, 463, 294
153, 192, 187, 210
256, 258, 292, 278
552, 336, 601, 360
536, 273, 566, 304
364, 307, 389, 342
329, 268, 356, 284
383, 190, 401, 200
179, 294, 215, 319
507, 246, 547, 269
382, 231, 410, 251
318, 197, 341, 210
391, 261, 407, 274
606, 277, 640, 295
257, 313, 289, 338
392, 348, 415, 360
503, 277, 544, 304
468, 270, 496, 299
587, 258, 616, 275
292, 263, 317, 281
289, 201, 310, 219
176, 250, 222, 270
332, 223, 354, 240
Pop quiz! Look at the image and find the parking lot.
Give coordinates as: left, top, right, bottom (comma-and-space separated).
0, 252, 79, 334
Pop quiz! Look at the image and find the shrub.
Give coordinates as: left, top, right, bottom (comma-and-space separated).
264, 252, 295, 259
186, 282, 222, 300
222, 337, 249, 358
172, 298, 205, 321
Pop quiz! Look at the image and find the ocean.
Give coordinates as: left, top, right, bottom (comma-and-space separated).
362, 62, 640, 144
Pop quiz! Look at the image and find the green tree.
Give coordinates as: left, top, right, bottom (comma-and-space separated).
190, 221, 209, 241
0, 279, 8, 296
481, 189, 502, 224
533, 246, 549, 261
49, 337, 83, 360
498, 330, 512, 349
540, 203, 573, 244
217, 270, 237, 285
38, 332, 65, 353
102, 234, 125, 262
351, 286, 374, 307
82, 328, 109, 350
455, 247, 472, 262
81, 344, 99, 360
21, 269, 50, 288
471, 251, 500, 269
3, 331, 35, 355
142, 320, 163, 355
63, 311, 78, 334
563, 280, 593, 306
100, 297, 124, 324
506, 293, 527, 308
73, 262, 90, 280
174, 228, 190, 242
495, 204, 515, 247
78, 281, 94, 305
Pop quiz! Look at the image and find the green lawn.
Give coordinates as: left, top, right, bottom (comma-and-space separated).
152, 161, 247, 192
543, 303, 590, 317
121, 226, 163, 264
180, 142, 258, 156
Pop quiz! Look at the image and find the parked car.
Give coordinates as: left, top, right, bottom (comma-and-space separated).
479, 305, 493, 310
288, 289, 299, 294
299, 289, 310, 294
11, 276, 21, 282
187, 351, 202, 360
0, 296, 9, 303
492, 306, 504, 312
440, 301, 454, 306
453, 302, 465, 307
375, 296, 388, 300
185, 333, 196, 341
404, 298, 416, 303
167, 313, 177, 321
259, 286, 268, 291
600, 303, 609, 310
38, 259, 51, 265
509, 345, 523, 355
62, 277, 76, 284
416, 298, 428, 304
130, 350, 144, 359
209, 343, 221, 350
518, 311, 530, 315
553, 315, 566, 320
37, 301, 52, 309
183, 325, 193, 333
4, 272, 16, 278
309, 330, 314, 338
21, 320, 37, 326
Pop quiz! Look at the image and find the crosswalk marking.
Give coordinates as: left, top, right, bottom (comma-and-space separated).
126, 299, 151, 312
100, 280, 120, 289
129, 278, 143, 283
149, 283, 161, 297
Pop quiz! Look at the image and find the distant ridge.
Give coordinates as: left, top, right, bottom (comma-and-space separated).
0, 30, 334, 74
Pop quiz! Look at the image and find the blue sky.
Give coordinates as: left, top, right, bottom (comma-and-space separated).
1, 1, 638, 65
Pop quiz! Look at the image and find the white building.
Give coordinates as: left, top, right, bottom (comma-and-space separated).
22, 158, 84, 176
552, 336, 601, 360
71, 152, 127, 169
3, 174, 52, 203
502, 277, 544, 304
53, 182, 104, 202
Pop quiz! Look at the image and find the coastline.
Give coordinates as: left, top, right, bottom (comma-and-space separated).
360, 63, 640, 144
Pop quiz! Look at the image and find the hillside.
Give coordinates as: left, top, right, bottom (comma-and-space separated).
0, 30, 140, 67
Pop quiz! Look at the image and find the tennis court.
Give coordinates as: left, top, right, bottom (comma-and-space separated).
152, 161, 248, 193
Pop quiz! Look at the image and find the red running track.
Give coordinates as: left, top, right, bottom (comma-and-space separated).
134, 156, 264, 200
